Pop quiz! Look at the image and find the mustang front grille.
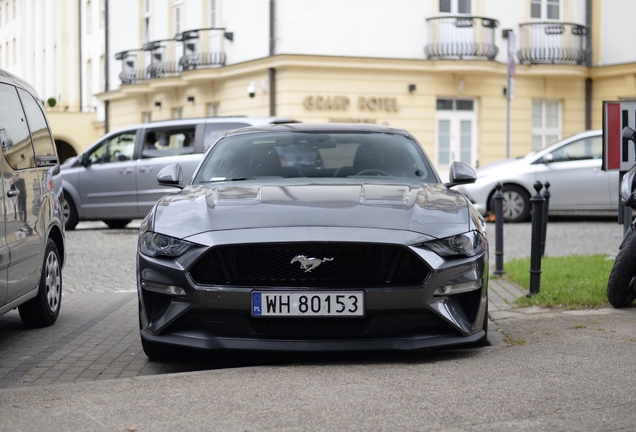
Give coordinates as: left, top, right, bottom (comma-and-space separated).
188, 242, 429, 287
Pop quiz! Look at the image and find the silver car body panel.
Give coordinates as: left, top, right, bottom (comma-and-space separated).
457, 130, 618, 215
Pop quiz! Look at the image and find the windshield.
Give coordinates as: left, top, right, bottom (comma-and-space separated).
193, 131, 437, 183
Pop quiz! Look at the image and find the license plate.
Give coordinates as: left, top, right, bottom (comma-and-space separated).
251, 291, 364, 317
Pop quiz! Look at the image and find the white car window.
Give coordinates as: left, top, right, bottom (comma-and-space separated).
550, 136, 602, 162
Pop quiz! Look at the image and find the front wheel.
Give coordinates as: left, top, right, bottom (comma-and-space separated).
18, 239, 62, 327
607, 230, 636, 308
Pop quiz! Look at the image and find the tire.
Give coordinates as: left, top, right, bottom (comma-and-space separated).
18, 239, 62, 328
491, 185, 531, 223
607, 231, 636, 308
103, 219, 132, 229
62, 192, 79, 231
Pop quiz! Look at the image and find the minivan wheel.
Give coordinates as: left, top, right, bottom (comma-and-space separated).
103, 219, 132, 229
62, 192, 79, 231
18, 239, 62, 328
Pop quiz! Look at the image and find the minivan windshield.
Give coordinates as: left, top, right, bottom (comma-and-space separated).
193, 132, 437, 184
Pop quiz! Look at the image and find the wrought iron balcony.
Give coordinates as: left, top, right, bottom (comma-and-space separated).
517, 22, 587, 65
114, 49, 145, 85
176, 28, 227, 71
425, 16, 499, 61
143, 39, 181, 79
115, 28, 229, 85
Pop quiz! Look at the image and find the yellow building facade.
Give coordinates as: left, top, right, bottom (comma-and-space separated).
98, 53, 634, 174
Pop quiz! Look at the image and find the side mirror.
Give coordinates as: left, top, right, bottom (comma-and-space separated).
445, 161, 477, 188
157, 163, 184, 189
623, 126, 636, 142
540, 153, 554, 164
80, 153, 91, 167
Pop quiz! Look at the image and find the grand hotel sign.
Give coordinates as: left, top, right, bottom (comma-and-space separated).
303, 95, 399, 123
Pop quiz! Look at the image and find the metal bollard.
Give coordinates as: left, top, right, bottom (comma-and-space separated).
541, 182, 551, 257
493, 183, 505, 276
529, 181, 545, 296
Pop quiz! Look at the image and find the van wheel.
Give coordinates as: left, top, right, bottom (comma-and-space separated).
103, 219, 132, 229
18, 239, 62, 328
62, 192, 79, 230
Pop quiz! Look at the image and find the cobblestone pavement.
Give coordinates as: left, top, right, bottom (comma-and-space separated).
0, 218, 625, 390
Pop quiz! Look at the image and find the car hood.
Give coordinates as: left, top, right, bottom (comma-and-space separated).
152, 180, 474, 241
474, 156, 531, 178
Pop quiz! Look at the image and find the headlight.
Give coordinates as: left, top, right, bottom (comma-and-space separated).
139, 232, 196, 258
424, 231, 487, 257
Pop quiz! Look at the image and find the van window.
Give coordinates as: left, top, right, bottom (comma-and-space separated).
89, 131, 136, 164
142, 127, 196, 158
18, 88, 56, 157
0, 83, 35, 169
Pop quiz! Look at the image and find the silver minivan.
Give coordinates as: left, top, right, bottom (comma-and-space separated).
0, 70, 66, 328
61, 117, 297, 230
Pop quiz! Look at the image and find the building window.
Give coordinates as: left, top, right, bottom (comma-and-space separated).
174, 2, 182, 35
5, 42, 8, 67
11, 37, 15, 64
143, 112, 151, 123
439, 0, 471, 14
86, 0, 92, 34
99, 0, 104, 28
86, 59, 93, 108
210, 0, 217, 26
208, 102, 220, 117
12, 0, 15, 19
99, 55, 104, 92
0, 5, 3, 27
532, 100, 560, 150
531, 0, 560, 20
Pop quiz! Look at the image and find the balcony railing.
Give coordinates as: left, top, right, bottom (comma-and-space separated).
114, 49, 146, 85
115, 28, 228, 85
425, 16, 499, 61
143, 39, 181, 79
176, 28, 227, 70
517, 22, 587, 65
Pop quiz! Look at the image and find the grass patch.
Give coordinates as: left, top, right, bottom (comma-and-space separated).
504, 337, 526, 346
502, 254, 613, 309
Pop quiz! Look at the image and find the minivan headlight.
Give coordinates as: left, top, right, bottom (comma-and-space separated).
139, 232, 196, 258
424, 231, 487, 257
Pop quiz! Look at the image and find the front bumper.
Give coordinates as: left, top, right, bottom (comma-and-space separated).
137, 227, 489, 352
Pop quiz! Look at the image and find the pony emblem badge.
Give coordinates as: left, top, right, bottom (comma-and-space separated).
291, 255, 334, 272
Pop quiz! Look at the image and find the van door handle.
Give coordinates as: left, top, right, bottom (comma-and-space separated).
139, 166, 154, 173
119, 168, 133, 175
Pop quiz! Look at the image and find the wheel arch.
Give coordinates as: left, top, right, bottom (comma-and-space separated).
47, 225, 65, 267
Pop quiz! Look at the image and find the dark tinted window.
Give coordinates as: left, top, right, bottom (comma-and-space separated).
18, 88, 56, 157
0, 83, 35, 169
204, 122, 250, 151
142, 127, 196, 158
195, 132, 436, 183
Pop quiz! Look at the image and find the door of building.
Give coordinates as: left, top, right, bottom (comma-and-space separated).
436, 98, 477, 178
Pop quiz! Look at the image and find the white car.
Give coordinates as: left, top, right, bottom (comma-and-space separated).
456, 130, 619, 222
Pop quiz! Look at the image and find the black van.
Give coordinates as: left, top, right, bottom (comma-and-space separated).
0, 70, 65, 327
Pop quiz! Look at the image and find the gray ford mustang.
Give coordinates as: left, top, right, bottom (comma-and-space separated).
137, 123, 488, 359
